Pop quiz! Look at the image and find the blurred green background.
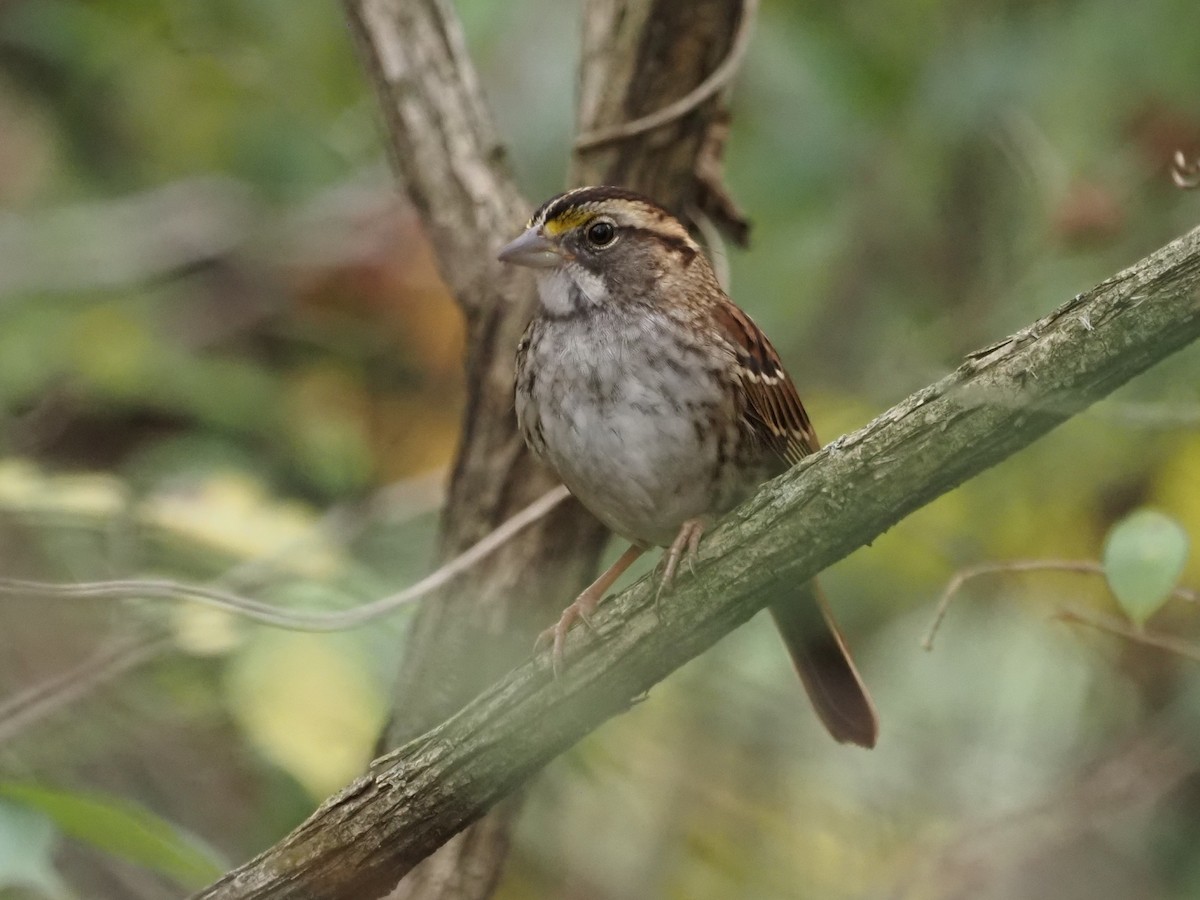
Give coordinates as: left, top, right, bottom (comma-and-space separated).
1, 0, 1199, 898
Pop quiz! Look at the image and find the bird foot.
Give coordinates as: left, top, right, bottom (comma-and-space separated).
534, 544, 645, 677
655, 518, 707, 609
535, 584, 605, 677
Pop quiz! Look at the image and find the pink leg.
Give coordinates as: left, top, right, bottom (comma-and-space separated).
658, 518, 707, 599
538, 544, 645, 676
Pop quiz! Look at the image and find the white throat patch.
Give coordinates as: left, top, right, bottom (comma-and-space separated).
537, 265, 609, 316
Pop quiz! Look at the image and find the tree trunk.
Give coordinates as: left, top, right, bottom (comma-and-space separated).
340, 1, 758, 897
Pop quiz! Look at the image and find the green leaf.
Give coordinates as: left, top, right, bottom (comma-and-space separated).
1103, 509, 1190, 626
0, 800, 72, 899
0, 783, 226, 890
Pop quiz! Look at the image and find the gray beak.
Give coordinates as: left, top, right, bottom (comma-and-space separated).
497, 227, 563, 269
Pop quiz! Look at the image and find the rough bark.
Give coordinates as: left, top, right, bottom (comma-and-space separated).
339, 1, 755, 898
191, 221, 1200, 900
573, 0, 753, 241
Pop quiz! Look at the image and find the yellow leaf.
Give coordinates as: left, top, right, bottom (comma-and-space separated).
224, 632, 385, 798
140, 472, 339, 577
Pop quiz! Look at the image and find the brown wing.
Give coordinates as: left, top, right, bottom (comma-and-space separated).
711, 298, 819, 467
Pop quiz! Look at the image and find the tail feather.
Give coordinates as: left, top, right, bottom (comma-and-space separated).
769, 580, 878, 748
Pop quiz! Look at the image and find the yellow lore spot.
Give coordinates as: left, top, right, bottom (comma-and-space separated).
543, 209, 594, 236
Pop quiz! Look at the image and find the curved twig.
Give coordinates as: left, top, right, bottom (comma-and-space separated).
924, 558, 1198, 651
0, 486, 570, 632
1055, 606, 1200, 663
0, 635, 171, 746
573, 0, 759, 151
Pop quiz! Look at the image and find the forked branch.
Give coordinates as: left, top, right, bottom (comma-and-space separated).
340, 2, 757, 898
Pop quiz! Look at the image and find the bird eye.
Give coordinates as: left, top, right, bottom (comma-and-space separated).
585, 220, 616, 248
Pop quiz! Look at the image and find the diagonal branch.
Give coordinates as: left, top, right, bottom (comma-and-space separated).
191, 218, 1200, 899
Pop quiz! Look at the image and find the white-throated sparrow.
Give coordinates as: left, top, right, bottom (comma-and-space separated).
498, 186, 878, 747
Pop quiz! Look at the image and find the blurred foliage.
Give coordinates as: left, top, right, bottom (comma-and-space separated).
0, 782, 224, 890
0, 0, 1198, 898
0, 801, 69, 899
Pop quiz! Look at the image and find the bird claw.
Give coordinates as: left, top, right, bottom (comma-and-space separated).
533, 545, 646, 675
657, 519, 707, 605
535, 592, 603, 676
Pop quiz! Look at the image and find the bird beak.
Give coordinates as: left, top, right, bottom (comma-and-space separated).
497, 227, 563, 269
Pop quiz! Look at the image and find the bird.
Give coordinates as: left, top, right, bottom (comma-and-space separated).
497, 185, 878, 747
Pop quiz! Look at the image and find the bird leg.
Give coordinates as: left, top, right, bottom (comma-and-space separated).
537, 544, 645, 676
658, 517, 707, 599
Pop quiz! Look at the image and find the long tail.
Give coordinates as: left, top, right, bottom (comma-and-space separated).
769, 580, 878, 748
